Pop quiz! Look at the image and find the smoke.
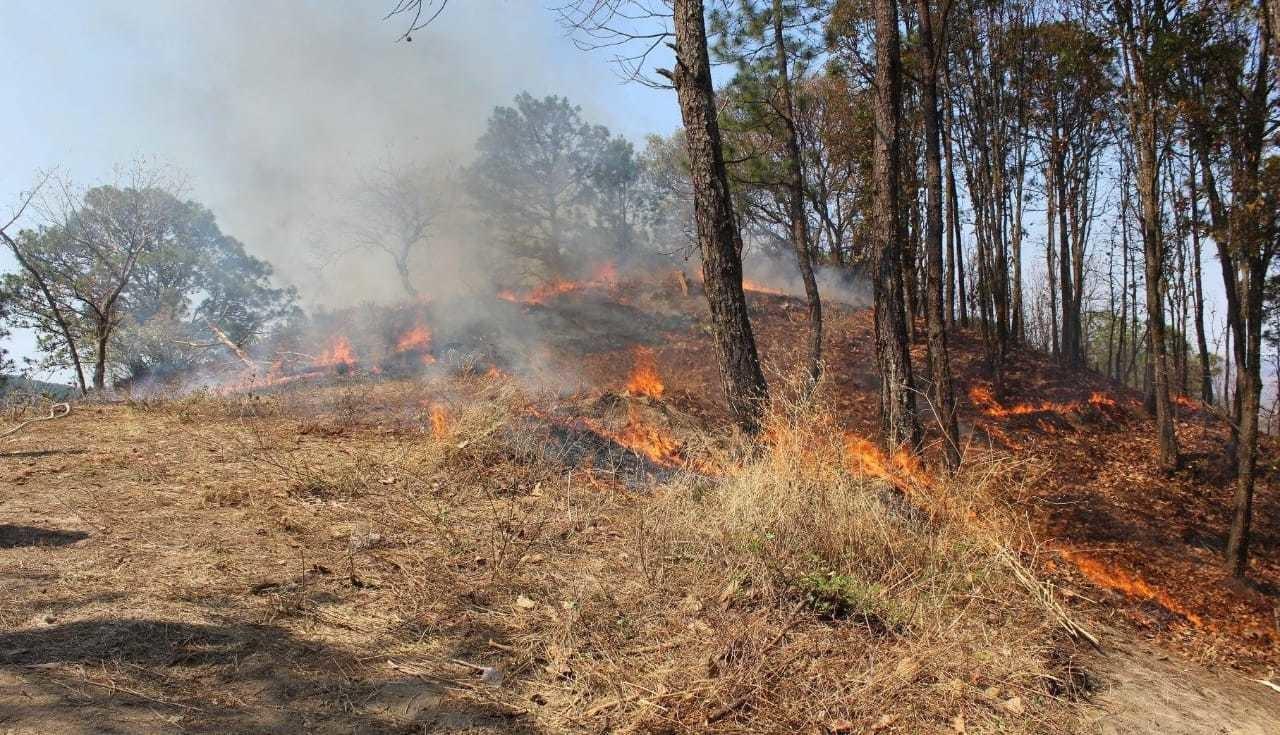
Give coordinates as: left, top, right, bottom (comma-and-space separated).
61, 2, 656, 308
740, 247, 872, 308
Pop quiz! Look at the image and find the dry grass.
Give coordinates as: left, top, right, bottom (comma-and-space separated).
1, 374, 1094, 733
229, 376, 1089, 733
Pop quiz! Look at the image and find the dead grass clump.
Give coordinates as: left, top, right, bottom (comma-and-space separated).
580, 399, 1086, 733
129, 387, 283, 422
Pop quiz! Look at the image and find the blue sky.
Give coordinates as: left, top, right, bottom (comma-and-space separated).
0, 1, 681, 372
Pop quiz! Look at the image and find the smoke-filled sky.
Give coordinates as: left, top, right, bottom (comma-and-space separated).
0, 1, 1238, 383
0, 1, 680, 368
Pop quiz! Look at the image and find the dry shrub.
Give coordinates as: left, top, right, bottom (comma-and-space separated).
130, 387, 283, 421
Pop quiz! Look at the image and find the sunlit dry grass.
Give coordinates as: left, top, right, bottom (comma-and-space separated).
81, 373, 1092, 733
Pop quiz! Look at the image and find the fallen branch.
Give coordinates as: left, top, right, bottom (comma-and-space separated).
205, 319, 256, 370
1, 402, 71, 439
1000, 547, 1101, 651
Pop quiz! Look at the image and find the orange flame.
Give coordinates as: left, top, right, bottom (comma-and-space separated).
624, 346, 665, 399
1058, 547, 1204, 627
1089, 392, 1117, 407
315, 336, 357, 369
742, 279, 786, 296
395, 324, 432, 353
970, 385, 1118, 418
592, 260, 620, 287
842, 434, 927, 490
497, 262, 625, 305
610, 415, 683, 466
527, 279, 581, 304
429, 405, 449, 438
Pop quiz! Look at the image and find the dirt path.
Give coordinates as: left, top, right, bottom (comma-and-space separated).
1084, 631, 1280, 734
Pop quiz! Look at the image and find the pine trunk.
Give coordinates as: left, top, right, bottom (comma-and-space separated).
669, 0, 769, 432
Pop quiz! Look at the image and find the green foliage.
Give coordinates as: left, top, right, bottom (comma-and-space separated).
468, 92, 657, 279
795, 569, 907, 628
1, 181, 298, 388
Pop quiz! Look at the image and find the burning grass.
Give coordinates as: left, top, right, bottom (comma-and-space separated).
71, 375, 1091, 732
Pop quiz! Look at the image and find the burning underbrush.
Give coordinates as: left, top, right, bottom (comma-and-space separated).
132, 372, 1093, 733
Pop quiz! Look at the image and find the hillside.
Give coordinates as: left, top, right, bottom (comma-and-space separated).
1, 275, 1277, 734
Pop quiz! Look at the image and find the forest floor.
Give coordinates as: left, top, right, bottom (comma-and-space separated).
1, 281, 1278, 733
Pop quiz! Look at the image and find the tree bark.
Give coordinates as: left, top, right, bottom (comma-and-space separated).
871, 0, 921, 450
1187, 160, 1212, 404
915, 0, 960, 469
1117, 1, 1178, 470
942, 58, 967, 328
772, 0, 822, 387
667, 0, 769, 432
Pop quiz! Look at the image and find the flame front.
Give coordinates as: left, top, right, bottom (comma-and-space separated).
315, 335, 357, 369
611, 413, 682, 466
842, 434, 927, 490
742, 279, 786, 296
396, 324, 432, 353
1058, 547, 1204, 627
624, 346, 665, 398
970, 385, 1119, 418
429, 405, 449, 438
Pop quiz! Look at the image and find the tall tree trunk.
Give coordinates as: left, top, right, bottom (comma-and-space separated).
1267, 0, 1280, 88
772, 0, 822, 386
942, 59, 967, 328
1117, 5, 1179, 470
667, 0, 769, 432
1010, 157, 1025, 344
395, 254, 419, 300
1225, 21, 1271, 579
1057, 153, 1078, 366
915, 0, 960, 469
1116, 209, 1129, 381
1134, 131, 1177, 470
1046, 164, 1059, 357
871, 0, 921, 450
93, 327, 109, 392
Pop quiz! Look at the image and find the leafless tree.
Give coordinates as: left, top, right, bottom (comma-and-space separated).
327, 160, 447, 300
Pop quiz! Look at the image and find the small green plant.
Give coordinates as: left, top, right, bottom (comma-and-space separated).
795, 570, 908, 630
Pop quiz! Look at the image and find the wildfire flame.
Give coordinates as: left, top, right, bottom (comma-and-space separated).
742, 279, 786, 296
610, 413, 683, 466
429, 405, 449, 438
495, 262, 623, 306
592, 261, 620, 287
624, 346, 665, 399
527, 279, 581, 304
1058, 547, 1204, 627
395, 324, 432, 353
1089, 392, 1117, 407
970, 385, 1119, 418
315, 335, 357, 370
842, 434, 927, 490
